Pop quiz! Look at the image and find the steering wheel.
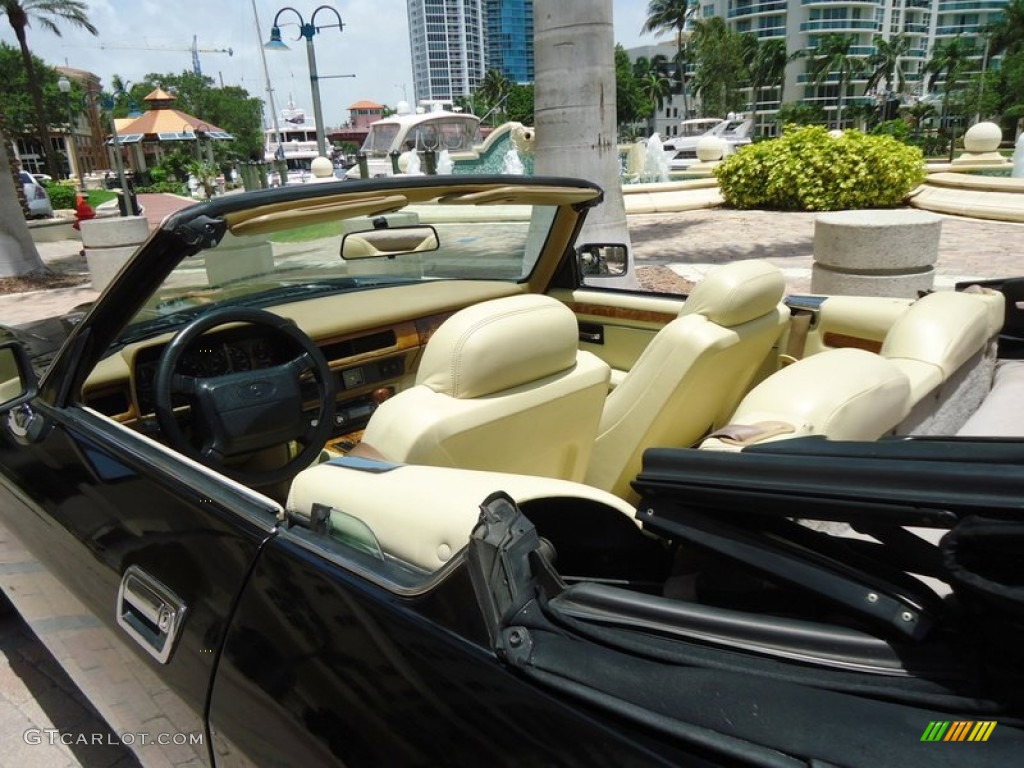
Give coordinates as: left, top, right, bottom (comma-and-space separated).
154, 307, 336, 487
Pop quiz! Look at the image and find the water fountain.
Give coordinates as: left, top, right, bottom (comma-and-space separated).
502, 148, 525, 175
643, 133, 669, 183
1014, 134, 1024, 179
436, 149, 454, 175
403, 151, 422, 175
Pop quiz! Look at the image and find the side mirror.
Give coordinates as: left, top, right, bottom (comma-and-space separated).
0, 341, 38, 413
577, 243, 628, 278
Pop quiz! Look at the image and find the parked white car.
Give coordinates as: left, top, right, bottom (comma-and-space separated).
19, 171, 53, 218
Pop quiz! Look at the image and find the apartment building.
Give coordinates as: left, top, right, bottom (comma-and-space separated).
407, 0, 534, 103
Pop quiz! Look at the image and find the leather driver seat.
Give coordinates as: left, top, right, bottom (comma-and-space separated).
356, 294, 610, 481
585, 260, 788, 501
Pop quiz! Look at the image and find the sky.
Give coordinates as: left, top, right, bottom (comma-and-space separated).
0, 1, 659, 130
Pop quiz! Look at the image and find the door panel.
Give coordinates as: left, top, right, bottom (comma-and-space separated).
0, 404, 275, 767
791, 295, 913, 358
549, 288, 686, 376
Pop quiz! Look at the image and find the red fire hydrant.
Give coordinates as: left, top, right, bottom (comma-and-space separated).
72, 192, 96, 231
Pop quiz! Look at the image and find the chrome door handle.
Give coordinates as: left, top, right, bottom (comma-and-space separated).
117, 565, 187, 664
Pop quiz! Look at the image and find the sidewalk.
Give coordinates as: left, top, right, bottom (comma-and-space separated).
2, 197, 1023, 328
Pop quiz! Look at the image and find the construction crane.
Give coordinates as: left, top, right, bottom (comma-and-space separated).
97, 36, 233, 76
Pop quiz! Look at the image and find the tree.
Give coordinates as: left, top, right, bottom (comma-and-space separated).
476, 69, 513, 123
113, 70, 265, 160
689, 17, 747, 117
633, 54, 672, 134
0, 111, 46, 277
1, 1, 97, 179
505, 84, 534, 125
793, 34, 866, 129
986, 0, 1024, 57
535, 0, 634, 287
615, 44, 649, 134
642, 0, 694, 118
924, 35, 976, 129
747, 38, 788, 131
865, 34, 911, 96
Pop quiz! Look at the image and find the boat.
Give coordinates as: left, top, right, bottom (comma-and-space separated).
263, 99, 327, 182
345, 100, 484, 179
662, 116, 754, 170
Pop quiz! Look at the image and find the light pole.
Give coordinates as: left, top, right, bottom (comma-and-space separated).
57, 75, 80, 184
264, 5, 349, 160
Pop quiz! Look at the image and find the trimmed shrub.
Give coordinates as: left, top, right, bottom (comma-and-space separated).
714, 125, 926, 211
42, 180, 77, 210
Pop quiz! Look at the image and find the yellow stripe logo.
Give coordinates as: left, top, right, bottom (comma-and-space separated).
920, 721, 997, 742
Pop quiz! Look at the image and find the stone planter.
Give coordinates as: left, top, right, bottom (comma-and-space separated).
79, 215, 150, 291
811, 210, 942, 297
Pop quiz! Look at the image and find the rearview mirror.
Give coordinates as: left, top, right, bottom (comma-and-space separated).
340, 225, 439, 260
577, 243, 628, 277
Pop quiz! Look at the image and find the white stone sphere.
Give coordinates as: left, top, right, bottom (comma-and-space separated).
963, 121, 1002, 153
696, 136, 727, 162
310, 156, 334, 179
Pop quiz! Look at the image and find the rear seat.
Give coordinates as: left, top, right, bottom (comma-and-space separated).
701, 288, 1004, 450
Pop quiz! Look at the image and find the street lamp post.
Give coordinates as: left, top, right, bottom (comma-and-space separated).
264, 5, 349, 160
57, 75, 80, 184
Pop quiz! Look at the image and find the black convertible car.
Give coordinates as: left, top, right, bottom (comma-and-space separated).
0, 175, 1021, 766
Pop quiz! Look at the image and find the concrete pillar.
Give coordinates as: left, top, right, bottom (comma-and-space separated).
79, 215, 149, 291
811, 210, 942, 297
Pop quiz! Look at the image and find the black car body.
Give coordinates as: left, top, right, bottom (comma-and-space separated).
0, 175, 1021, 766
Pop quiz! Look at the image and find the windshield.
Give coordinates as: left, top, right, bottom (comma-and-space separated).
360, 124, 401, 156
117, 198, 557, 343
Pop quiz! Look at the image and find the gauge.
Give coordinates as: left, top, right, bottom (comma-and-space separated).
251, 339, 276, 368
228, 345, 251, 372
205, 346, 230, 376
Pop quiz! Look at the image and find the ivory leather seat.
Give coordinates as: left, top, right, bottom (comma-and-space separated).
700, 288, 1005, 450
585, 260, 788, 501
356, 294, 610, 481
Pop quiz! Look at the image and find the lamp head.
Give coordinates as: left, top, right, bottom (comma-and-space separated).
264, 25, 290, 51
58, 75, 71, 94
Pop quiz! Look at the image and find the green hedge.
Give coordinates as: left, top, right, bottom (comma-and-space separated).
714, 126, 925, 211
41, 180, 77, 210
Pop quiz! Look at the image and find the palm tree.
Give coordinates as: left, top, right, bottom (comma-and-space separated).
535, 0, 634, 287
986, 0, 1024, 56
924, 35, 976, 129
642, 0, 694, 118
0, 111, 46, 277
1, 1, 97, 180
633, 55, 672, 133
747, 38, 788, 130
690, 17, 748, 117
794, 34, 866, 129
865, 34, 911, 96
476, 68, 512, 123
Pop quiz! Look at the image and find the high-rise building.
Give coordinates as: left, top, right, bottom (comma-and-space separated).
408, 0, 487, 103
486, 0, 534, 84
407, 0, 535, 104
700, 0, 1007, 131
628, 0, 1006, 135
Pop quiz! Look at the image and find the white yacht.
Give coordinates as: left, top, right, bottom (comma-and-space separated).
345, 101, 483, 179
662, 117, 754, 170
264, 100, 322, 179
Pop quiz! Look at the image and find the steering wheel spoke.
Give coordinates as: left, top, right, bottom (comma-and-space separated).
170, 373, 197, 395
288, 351, 316, 376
